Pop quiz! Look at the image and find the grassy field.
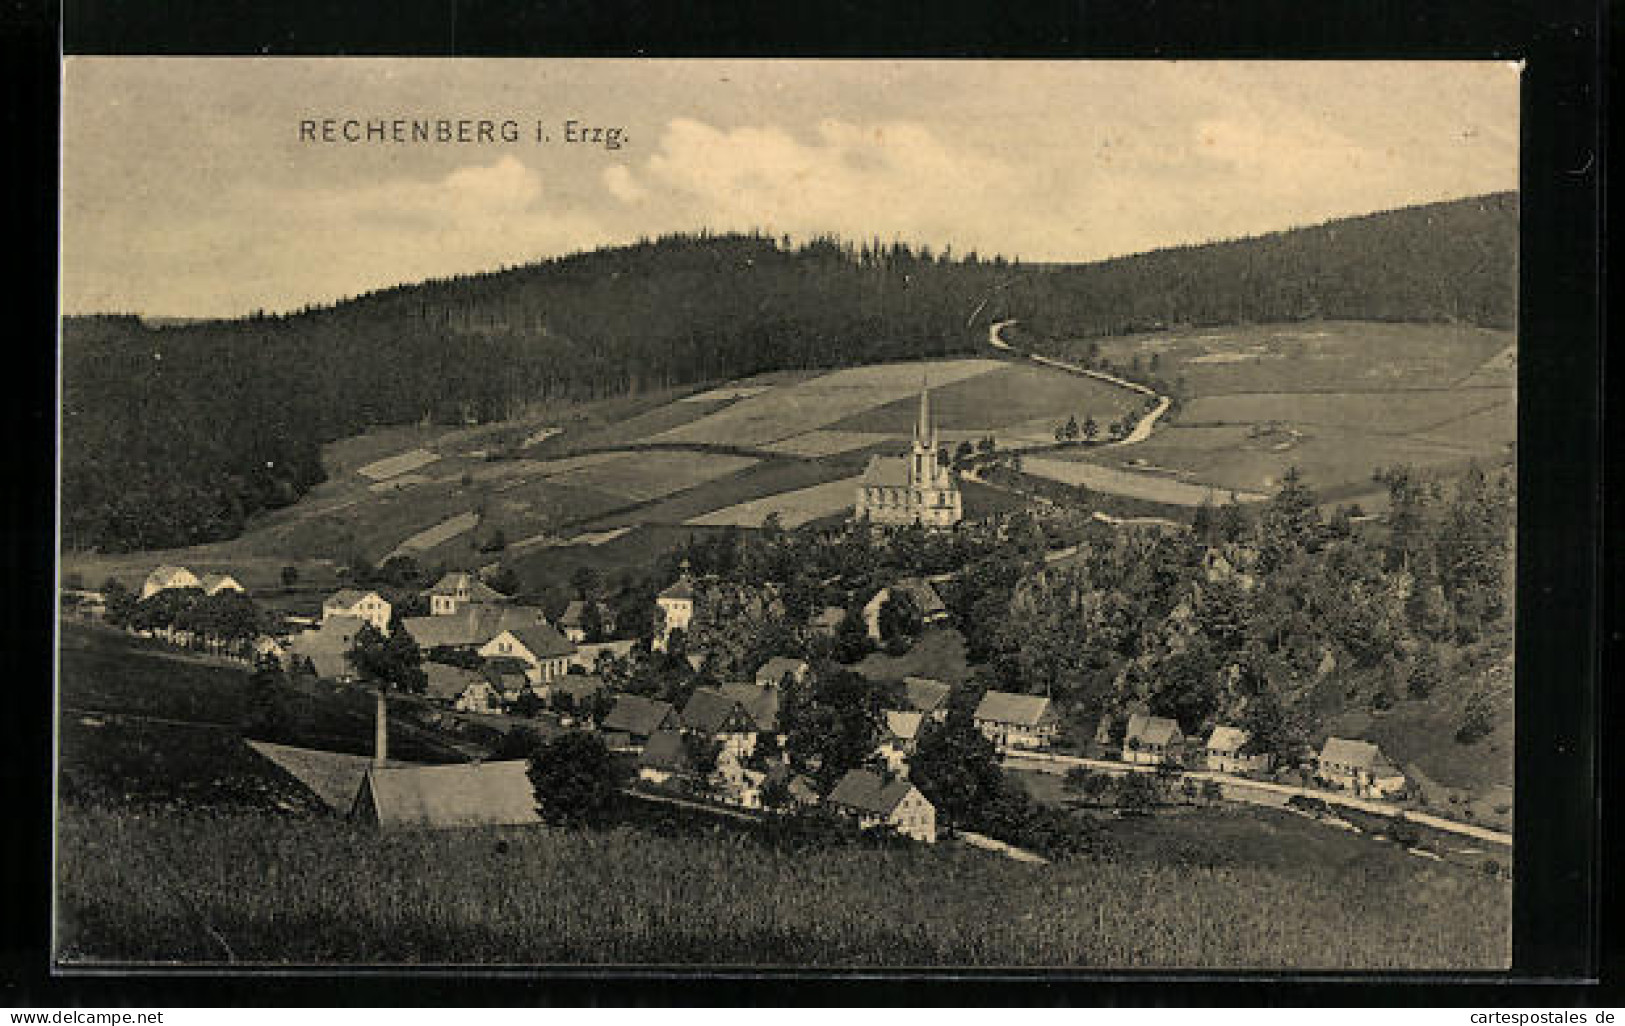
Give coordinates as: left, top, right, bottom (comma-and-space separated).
830, 362, 1142, 439
581, 459, 854, 530
685, 477, 863, 529
1020, 456, 1268, 506
56, 802, 1510, 968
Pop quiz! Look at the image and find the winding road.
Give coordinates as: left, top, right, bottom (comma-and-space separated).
987, 320, 1172, 448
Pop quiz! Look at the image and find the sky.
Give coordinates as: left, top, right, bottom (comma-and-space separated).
61, 59, 1520, 319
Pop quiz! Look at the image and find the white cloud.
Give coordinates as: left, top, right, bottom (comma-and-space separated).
603, 164, 648, 204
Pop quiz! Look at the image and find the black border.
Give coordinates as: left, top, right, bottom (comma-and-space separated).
7, 0, 1608, 1006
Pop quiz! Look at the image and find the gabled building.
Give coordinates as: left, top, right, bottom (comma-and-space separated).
900, 676, 953, 721
825, 768, 937, 843
653, 563, 696, 651
478, 624, 577, 684
426, 572, 508, 616
680, 688, 761, 759
715, 681, 782, 735
1124, 713, 1185, 766
853, 384, 962, 528
637, 729, 699, 786
601, 694, 679, 745
972, 691, 1059, 750
349, 760, 541, 829
140, 565, 201, 601
569, 638, 639, 671
423, 662, 486, 705
323, 589, 392, 634
453, 680, 504, 715
402, 604, 550, 653
198, 573, 246, 597
1205, 725, 1273, 774
287, 614, 367, 681
877, 709, 925, 773
1316, 737, 1407, 798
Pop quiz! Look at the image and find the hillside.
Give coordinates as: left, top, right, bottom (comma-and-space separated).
62, 193, 1517, 554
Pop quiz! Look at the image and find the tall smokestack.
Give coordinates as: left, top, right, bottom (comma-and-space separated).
374, 688, 389, 766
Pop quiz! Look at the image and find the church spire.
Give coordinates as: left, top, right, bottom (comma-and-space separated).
916, 373, 931, 445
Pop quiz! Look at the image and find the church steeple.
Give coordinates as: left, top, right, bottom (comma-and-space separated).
915, 375, 931, 446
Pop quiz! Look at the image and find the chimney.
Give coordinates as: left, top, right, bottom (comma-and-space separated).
374, 687, 389, 766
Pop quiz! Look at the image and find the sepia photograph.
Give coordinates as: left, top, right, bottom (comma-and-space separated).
56, 58, 1519, 971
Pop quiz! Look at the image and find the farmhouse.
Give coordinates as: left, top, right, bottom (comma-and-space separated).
481, 658, 533, 701
862, 578, 948, 641
478, 624, 577, 684
602, 694, 679, 745
900, 676, 953, 721
755, 656, 809, 687
680, 688, 762, 759
323, 589, 392, 634
558, 599, 616, 643
854, 384, 962, 528
1317, 737, 1408, 798
972, 691, 1059, 749
140, 564, 201, 600
198, 573, 246, 596
653, 564, 696, 651
1205, 725, 1273, 774
426, 571, 507, 616
403, 604, 550, 653
1124, 713, 1185, 766
826, 768, 937, 843
349, 760, 541, 829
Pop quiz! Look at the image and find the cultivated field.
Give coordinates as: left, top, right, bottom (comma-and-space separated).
542, 451, 760, 503
830, 362, 1142, 439
1019, 457, 1268, 506
685, 477, 863, 529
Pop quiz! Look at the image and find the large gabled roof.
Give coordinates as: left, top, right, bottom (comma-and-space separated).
1126, 713, 1183, 746
638, 730, 695, 773
503, 624, 577, 660
827, 768, 919, 817
884, 710, 924, 743
325, 588, 383, 609
681, 688, 755, 734
973, 690, 1053, 728
1318, 737, 1399, 774
405, 605, 548, 650
755, 656, 808, 686
717, 681, 781, 732
658, 576, 695, 601
602, 694, 676, 738
350, 760, 541, 829
1207, 725, 1250, 753
901, 676, 952, 713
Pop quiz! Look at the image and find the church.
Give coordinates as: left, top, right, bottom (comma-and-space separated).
854, 382, 963, 527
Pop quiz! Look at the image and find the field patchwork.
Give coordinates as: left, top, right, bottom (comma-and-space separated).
356, 448, 440, 482
684, 477, 862, 528
1020, 457, 1268, 505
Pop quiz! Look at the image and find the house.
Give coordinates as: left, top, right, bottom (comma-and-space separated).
853, 384, 962, 528
825, 768, 937, 843
454, 680, 505, 715
286, 615, 367, 681
972, 691, 1059, 750
1205, 725, 1273, 774
862, 578, 948, 642
402, 604, 549, 652
323, 589, 392, 633
423, 662, 486, 705
653, 563, 696, 651
900, 676, 953, 721
558, 599, 615, 643
713, 750, 769, 809
426, 572, 508, 616
808, 606, 847, 637
477, 625, 577, 684
680, 688, 761, 759
198, 573, 246, 597
481, 658, 534, 702
140, 565, 201, 600
755, 656, 809, 688
569, 638, 638, 671
349, 760, 541, 829
1317, 737, 1407, 798
716, 681, 782, 734
542, 674, 608, 712
602, 694, 679, 745
877, 710, 925, 773
637, 729, 699, 786
1124, 713, 1185, 766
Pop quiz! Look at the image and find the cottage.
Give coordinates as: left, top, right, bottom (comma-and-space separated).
755, 656, 809, 688
140, 565, 201, 600
1317, 737, 1407, 798
862, 578, 949, 642
349, 760, 541, 829
972, 691, 1059, 749
323, 589, 392, 634
826, 768, 937, 843
481, 658, 534, 702
426, 572, 508, 616
402, 604, 549, 652
637, 729, 698, 786
478, 624, 577, 684
680, 688, 761, 759
653, 565, 696, 651
601, 694, 679, 745
1124, 713, 1185, 766
251, 634, 289, 666
713, 750, 770, 809
558, 599, 616, 643
900, 676, 953, 721
1205, 725, 1273, 774
761, 763, 821, 809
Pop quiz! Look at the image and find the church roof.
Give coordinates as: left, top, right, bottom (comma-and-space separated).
861, 455, 912, 487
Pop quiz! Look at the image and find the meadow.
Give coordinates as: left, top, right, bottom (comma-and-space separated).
830, 362, 1142, 439
1018, 457, 1267, 506
55, 801, 1512, 968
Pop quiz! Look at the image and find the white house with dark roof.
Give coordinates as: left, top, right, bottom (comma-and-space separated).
972, 691, 1059, 749
140, 565, 201, 600
1205, 725, 1273, 774
826, 768, 936, 843
653, 563, 696, 651
426, 572, 507, 616
1124, 713, 1186, 766
478, 624, 577, 684
1316, 737, 1407, 798
323, 589, 392, 633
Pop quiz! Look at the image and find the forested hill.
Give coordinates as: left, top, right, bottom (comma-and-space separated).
62, 191, 1516, 553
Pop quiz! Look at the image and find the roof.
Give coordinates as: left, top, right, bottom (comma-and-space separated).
718, 681, 781, 731
827, 768, 919, 817
572, 639, 638, 666
658, 576, 695, 601
427, 572, 506, 602
1319, 737, 1399, 774
861, 455, 912, 488
763, 764, 821, 804
325, 588, 382, 609
548, 674, 607, 702
638, 730, 695, 773
1207, 725, 1250, 752
756, 656, 808, 685
901, 676, 952, 713
1126, 713, 1183, 746
559, 599, 612, 628
199, 573, 243, 593
602, 695, 676, 738
681, 688, 756, 735
884, 710, 924, 743
247, 740, 398, 812
404, 605, 549, 650
350, 761, 541, 829
424, 662, 486, 701
973, 690, 1054, 728
286, 617, 367, 677
145, 565, 197, 586
502, 624, 577, 660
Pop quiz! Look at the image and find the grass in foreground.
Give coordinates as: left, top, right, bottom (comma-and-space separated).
56, 803, 1509, 969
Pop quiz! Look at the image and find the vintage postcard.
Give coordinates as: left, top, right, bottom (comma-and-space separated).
57, 58, 1518, 970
